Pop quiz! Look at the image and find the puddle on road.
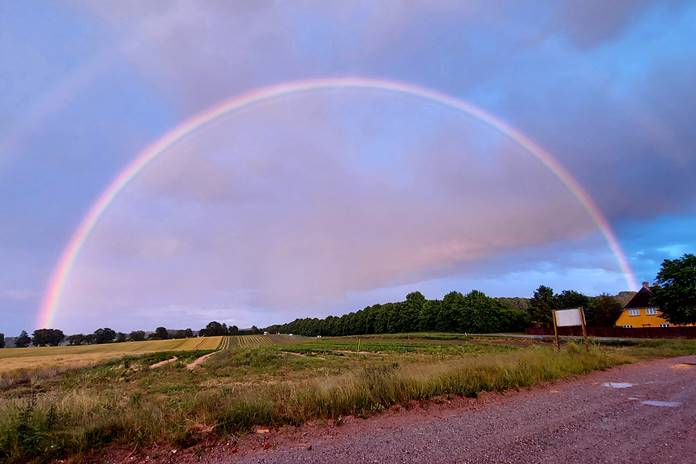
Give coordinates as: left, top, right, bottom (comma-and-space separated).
602, 382, 634, 389
640, 400, 681, 408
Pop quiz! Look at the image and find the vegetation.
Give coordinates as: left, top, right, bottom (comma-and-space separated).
128, 331, 146, 342
653, 253, 696, 324
14, 331, 31, 349
172, 329, 194, 339
554, 290, 590, 311
66, 334, 86, 346
265, 285, 629, 337
528, 285, 556, 326
152, 326, 169, 340
0, 333, 4, 349
199, 321, 229, 336
586, 294, 624, 327
30, 329, 65, 347
1, 334, 695, 463
4, 326, 202, 350
92, 328, 116, 344
200, 321, 258, 336
266, 290, 529, 336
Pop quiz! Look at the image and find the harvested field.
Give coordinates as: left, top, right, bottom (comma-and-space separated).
0, 336, 223, 374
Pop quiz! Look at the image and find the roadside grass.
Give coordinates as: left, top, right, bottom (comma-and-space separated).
1, 336, 695, 463
592, 338, 696, 358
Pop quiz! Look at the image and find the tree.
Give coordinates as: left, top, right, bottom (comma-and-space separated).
115, 332, 127, 343
653, 254, 696, 324
154, 327, 169, 340
587, 294, 623, 327
93, 328, 116, 344
440, 291, 466, 331
555, 290, 589, 310
461, 290, 497, 332
66, 334, 87, 345
528, 286, 555, 326
497, 303, 531, 332
228, 325, 239, 335
200, 321, 227, 337
402, 291, 425, 332
418, 300, 442, 333
129, 330, 146, 341
32, 329, 65, 346
0, 333, 4, 348
15, 330, 31, 348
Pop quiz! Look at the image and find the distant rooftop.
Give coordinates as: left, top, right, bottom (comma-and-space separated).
624, 282, 653, 308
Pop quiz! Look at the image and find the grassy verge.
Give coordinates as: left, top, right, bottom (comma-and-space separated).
1, 336, 694, 463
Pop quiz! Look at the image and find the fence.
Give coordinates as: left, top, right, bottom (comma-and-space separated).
525, 326, 696, 339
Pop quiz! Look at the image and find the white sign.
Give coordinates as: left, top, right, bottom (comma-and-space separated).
554, 308, 584, 327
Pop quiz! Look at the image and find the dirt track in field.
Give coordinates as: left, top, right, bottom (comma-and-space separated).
107, 355, 696, 464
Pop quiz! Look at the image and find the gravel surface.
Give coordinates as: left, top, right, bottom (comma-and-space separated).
227, 355, 696, 464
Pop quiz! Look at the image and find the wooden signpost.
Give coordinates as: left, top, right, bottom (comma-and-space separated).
552, 308, 589, 351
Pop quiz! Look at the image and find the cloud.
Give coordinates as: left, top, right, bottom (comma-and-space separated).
549, 0, 654, 48
51, 91, 613, 331
73, 0, 696, 220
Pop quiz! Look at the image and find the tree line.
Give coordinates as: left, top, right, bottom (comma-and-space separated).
2, 254, 693, 347
2, 326, 196, 348
264, 287, 626, 337
0, 322, 262, 348
265, 290, 531, 337
198, 321, 262, 336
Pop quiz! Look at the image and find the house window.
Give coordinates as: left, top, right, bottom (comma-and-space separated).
660, 323, 670, 328
646, 308, 657, 315
628, 309, 640, 316
623, 324, 633, 328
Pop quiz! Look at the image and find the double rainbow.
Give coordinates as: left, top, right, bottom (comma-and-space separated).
37, 77, 638, 328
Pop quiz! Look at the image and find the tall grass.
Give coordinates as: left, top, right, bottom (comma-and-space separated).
0, 344, 627, 463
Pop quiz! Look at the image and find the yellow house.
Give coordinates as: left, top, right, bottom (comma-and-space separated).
615, 282, 670, 328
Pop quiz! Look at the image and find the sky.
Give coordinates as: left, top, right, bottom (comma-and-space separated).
1, 0, 695, 335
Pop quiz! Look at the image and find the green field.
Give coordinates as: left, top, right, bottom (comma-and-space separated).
1, 334, 695, 463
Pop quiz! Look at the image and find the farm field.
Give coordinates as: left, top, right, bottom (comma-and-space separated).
219, 334, 277, 350
1, 334, 696, 463
0, 336, 224, 374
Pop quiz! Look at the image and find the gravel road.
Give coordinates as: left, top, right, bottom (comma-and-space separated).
224, 355, 696, 464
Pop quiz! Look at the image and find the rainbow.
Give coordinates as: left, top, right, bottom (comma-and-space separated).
37, 77, 638, 328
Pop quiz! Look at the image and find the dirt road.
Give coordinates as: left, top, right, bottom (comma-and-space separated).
221, 355, 695, 464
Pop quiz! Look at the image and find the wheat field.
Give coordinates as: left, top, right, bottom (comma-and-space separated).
0, 336, 223, 373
